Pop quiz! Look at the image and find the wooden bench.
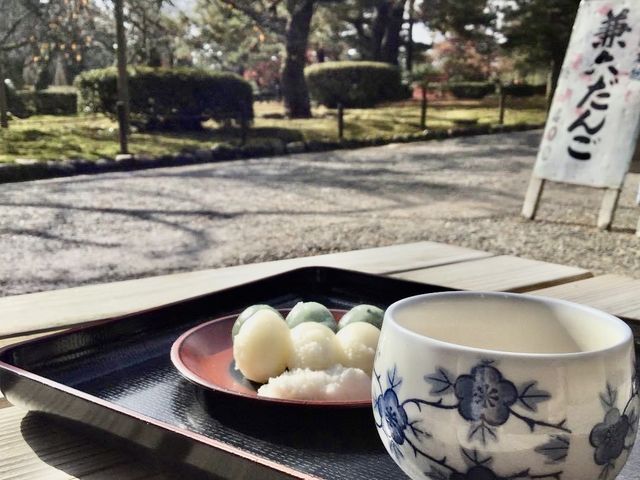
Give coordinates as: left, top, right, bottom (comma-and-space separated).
392, 255, 592, 293
1, 241, 638, 479
531, 274, 640, 324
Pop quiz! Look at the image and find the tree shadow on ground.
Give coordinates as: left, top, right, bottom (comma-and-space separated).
0, 227, 122, 248
0, 129, 542, 268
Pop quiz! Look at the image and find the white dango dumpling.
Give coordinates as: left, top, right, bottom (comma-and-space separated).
232, 304, 283, 341
335, 322, 380, 376
288, 322, 342, 371
233, 310, 292, 383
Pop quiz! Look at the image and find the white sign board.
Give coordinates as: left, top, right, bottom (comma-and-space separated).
534, 0, 640, 189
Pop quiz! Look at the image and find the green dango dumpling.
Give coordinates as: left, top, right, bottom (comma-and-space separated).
285, 301, 337, 332
232, 304, 283, 340
338, 304, 384, 330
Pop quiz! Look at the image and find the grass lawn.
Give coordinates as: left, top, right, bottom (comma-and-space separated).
0, 96, 547, 163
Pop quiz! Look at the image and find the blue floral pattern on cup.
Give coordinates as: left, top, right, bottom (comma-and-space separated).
373, 362, 569, 479
455, 363, 518, 427
589, 375, 639, 480
374, 367, 433, 461
423, 360, 569, 445
374, 358, 640, 479
426, 448, 564, 480
377, 388, 409, 445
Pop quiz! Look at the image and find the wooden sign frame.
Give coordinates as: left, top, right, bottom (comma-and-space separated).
523, 178, 622, 230
523, 0, 640, 232
637, 185, 640, 237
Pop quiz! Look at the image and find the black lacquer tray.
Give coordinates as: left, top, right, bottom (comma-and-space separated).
0, 267, 454, 480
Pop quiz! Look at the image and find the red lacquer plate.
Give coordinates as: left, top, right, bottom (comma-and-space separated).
170, 309, 372, 408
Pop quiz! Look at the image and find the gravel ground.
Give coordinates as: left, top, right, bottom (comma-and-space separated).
0, 130, 638, 297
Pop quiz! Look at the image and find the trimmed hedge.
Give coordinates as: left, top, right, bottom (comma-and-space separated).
447, 82, 496, 100
9, 88, 78, 116
305, 61, 407, 108
501, 83, 547, 98
75, 67, 253, 130
36, 90, 77, 115
5, 83, 29, 118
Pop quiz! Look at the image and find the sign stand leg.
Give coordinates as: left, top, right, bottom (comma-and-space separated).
637, 186, 640, 237
597, 188, 621, 230
522, 177, 545, 220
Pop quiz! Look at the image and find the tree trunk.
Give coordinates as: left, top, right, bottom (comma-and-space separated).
371, 1, 390, 61
382, 0, 406, 65
0, 55, 8, 129
406, 0, 415, 71
35, 57, 53, 91
282, 0, 314, 119
115, 0, 130, 151
142, 9, 149, 65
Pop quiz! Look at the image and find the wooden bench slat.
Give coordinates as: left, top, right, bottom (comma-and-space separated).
531, 274, 640, 323
0, 241, 490, 338
392, 255, 593, 293
0, 407, 165, 480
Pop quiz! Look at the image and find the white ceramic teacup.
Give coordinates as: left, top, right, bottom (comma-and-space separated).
372, 292, 639, 480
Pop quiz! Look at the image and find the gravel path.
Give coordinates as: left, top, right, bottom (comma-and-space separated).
0, 130, 638, 297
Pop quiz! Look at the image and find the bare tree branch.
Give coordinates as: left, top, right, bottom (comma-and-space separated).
216, 0, 287, 35
0, 2, 40, 49
0, 14, 29, 47
0, 39, 31, 52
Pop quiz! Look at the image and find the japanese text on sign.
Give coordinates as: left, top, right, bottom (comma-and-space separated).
534, 0, 640, 189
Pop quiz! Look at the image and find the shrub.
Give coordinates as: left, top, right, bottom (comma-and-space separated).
305, 61, 407, 108
501, 83, 547, 98
13, 88, 77, 117
32, 90, 78, 115
75, 67, 253, 130
408, 63, 440, 87
447, 82, 495, 100
4, 82, 29, 118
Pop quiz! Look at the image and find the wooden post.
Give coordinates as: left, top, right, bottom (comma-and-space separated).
240, 105, 249, 146
116, 102, 128, 154
337, 103, 344, 140
597, 188, 621, 230
114, 0, 129, 154
406, 0, 415, 72
420, 84, 428, 130
636, 183, 640, 237
0, 55, 8, 129
522, 176, 545, 220
498, 85, 506, 126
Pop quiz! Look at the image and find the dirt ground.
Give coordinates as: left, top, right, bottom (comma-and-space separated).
0, 130, 638, 297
